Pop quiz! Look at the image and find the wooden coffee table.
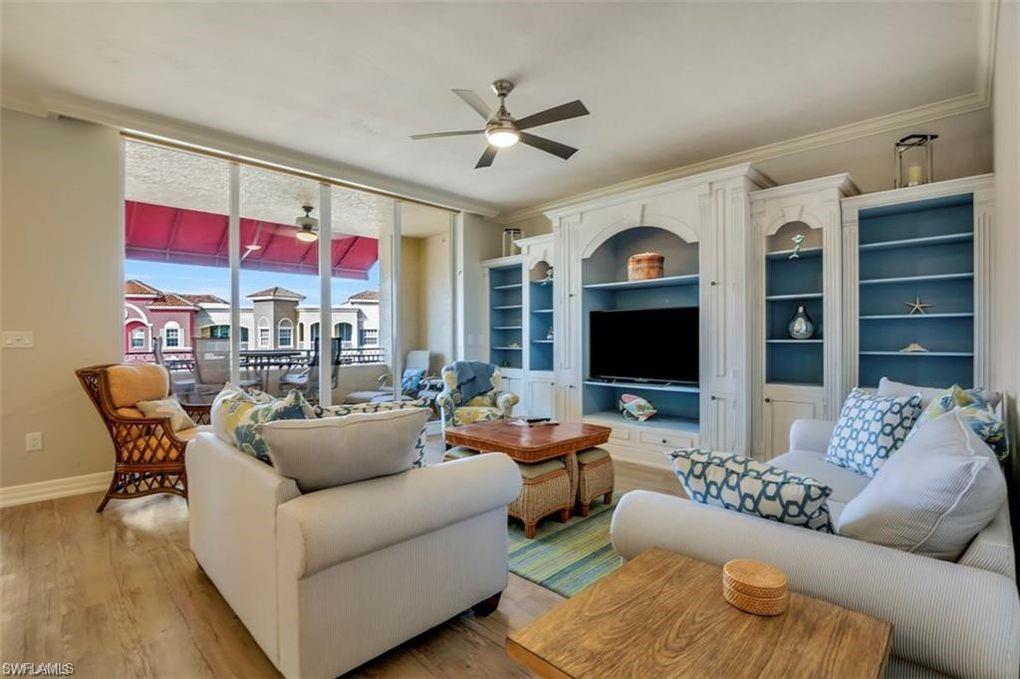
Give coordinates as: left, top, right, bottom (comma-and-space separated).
445, 420, 611, 536
507, 547, 892, 678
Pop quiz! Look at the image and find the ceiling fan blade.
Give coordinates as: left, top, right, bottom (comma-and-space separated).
519, 132, 578, 160
452, 89, 493, 120
514, 100, 589, 131
475, 145, 498, 169
409, 130, 483, 140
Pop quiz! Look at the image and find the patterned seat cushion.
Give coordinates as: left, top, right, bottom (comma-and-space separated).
452, 406, 503, 426
668, 448, 833, 532
825, 389, 922, 477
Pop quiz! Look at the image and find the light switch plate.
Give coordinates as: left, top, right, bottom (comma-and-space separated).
2, 331, 34, 348
25, 432, 43, 452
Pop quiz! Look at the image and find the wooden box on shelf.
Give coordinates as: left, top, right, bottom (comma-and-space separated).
627, 252, 664, 280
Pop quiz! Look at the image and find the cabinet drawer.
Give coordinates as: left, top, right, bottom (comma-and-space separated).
608, 426, 631, 443
638, 429, 695, 450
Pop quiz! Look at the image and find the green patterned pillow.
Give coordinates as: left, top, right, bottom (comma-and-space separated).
668, 448, 833, 532
955, 404, 1008, 461
906, 385, 1006, 459
907, 385, 983, 440
234, 390, 317, 463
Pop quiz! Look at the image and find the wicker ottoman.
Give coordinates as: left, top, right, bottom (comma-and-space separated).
443, 446, 479, 462
509, 459, 573, 539
576, 447, 615, 517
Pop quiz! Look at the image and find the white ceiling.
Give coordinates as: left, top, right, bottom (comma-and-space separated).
2, 2, 989, 214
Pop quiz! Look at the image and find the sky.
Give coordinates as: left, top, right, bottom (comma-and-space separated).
124, 259, 379, 307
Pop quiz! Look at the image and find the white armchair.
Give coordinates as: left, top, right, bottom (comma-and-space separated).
610, 419, 1020, 678
186, 432, 522, 678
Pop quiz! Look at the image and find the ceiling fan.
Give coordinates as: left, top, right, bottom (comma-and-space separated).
410, 79, 589, 169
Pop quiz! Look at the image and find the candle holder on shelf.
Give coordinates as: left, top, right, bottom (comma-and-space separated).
502, 227, 522, 257
894, 134, 938, 188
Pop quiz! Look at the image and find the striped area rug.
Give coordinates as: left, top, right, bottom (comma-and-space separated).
508, 498, 622, 597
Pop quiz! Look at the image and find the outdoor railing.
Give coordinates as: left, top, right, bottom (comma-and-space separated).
124, 346, 385, 369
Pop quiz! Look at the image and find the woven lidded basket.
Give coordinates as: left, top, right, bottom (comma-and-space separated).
627, 252, 664, 281
722, 559, 788, 616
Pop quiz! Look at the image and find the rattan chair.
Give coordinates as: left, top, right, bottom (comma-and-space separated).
76, 363, 212, 512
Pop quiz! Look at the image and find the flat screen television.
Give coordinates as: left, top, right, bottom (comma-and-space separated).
589, 307, 698, 384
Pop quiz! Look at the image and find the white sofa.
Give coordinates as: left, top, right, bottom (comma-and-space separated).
186, 432, 522, 679
610, 419, 1020, 678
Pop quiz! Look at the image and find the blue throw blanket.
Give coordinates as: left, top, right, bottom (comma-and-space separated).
451, 361, 496, 403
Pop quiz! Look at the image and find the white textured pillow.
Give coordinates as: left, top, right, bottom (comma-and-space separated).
836, 409, 1006, 560
257, 408, 429, 492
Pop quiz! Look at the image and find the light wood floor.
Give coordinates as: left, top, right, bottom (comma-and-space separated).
1, 449, 680, 679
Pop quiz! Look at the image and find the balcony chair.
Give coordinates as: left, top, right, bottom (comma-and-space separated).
281, 337, 342, 400
344, 349, 435, 404
192, 337, 258, 399
153, 336, 195, 396
76, 363, 212, 511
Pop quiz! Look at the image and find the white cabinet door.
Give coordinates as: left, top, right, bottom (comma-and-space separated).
527, 377, 555, 419
502, 374, 525, 416
761, 387, 825, 459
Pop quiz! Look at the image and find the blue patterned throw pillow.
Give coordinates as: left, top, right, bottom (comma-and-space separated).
826, 389, 922, 477
667, 448, 833, 532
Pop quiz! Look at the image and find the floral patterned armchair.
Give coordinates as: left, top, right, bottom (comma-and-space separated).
436, 364, 519, 430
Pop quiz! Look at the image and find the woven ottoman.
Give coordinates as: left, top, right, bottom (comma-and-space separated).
509, 458, 573, 539
576, 447, 614, 517
443, 446, 479, 462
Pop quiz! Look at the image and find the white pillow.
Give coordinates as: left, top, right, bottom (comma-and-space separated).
836, 409, 1006, 561
257, 408, 429, 492
136, 397, 197, 432
877, 376, 1000, 409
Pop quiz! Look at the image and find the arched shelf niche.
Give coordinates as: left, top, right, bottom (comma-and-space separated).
764, 220, 824, 386
580, 223, 701, 433
528, 259, 555, 371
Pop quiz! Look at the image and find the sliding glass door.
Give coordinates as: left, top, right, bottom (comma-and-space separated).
121, 138, 443, 408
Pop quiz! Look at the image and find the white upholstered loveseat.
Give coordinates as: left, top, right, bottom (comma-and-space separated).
186, 432, 522, 678
610, 418, 1020, 678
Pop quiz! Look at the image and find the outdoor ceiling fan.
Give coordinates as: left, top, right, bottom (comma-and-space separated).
410, 79, 589, 169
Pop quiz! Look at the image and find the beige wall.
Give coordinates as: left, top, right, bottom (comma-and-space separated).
1, 110, 122, 487
992, 3, 1019, 502
456, 213, 503, 361
396, 233, 453, 375
417, 231, 452, 374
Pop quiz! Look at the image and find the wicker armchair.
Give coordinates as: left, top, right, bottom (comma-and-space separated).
76, 363, 212, 512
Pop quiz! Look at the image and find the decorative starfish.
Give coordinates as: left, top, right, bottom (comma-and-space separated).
904, 296, 932, 315
789, 234, 806, 260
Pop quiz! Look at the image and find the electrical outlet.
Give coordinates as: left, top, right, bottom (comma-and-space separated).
25, 432, 43, 452
2, 331, 34, 348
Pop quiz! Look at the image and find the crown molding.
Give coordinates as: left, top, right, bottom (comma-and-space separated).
750, 173, 860, 201
498, 90, 990, 224
14, 93, 500, 218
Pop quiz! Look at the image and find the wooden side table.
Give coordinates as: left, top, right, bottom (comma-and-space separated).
507, 547, 892, 678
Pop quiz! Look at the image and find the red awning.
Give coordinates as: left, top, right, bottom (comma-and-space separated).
124, 200, 378, 279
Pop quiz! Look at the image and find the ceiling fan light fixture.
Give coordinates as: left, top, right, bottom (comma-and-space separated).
485, 127, 520, 148
295, 204, 319, 243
